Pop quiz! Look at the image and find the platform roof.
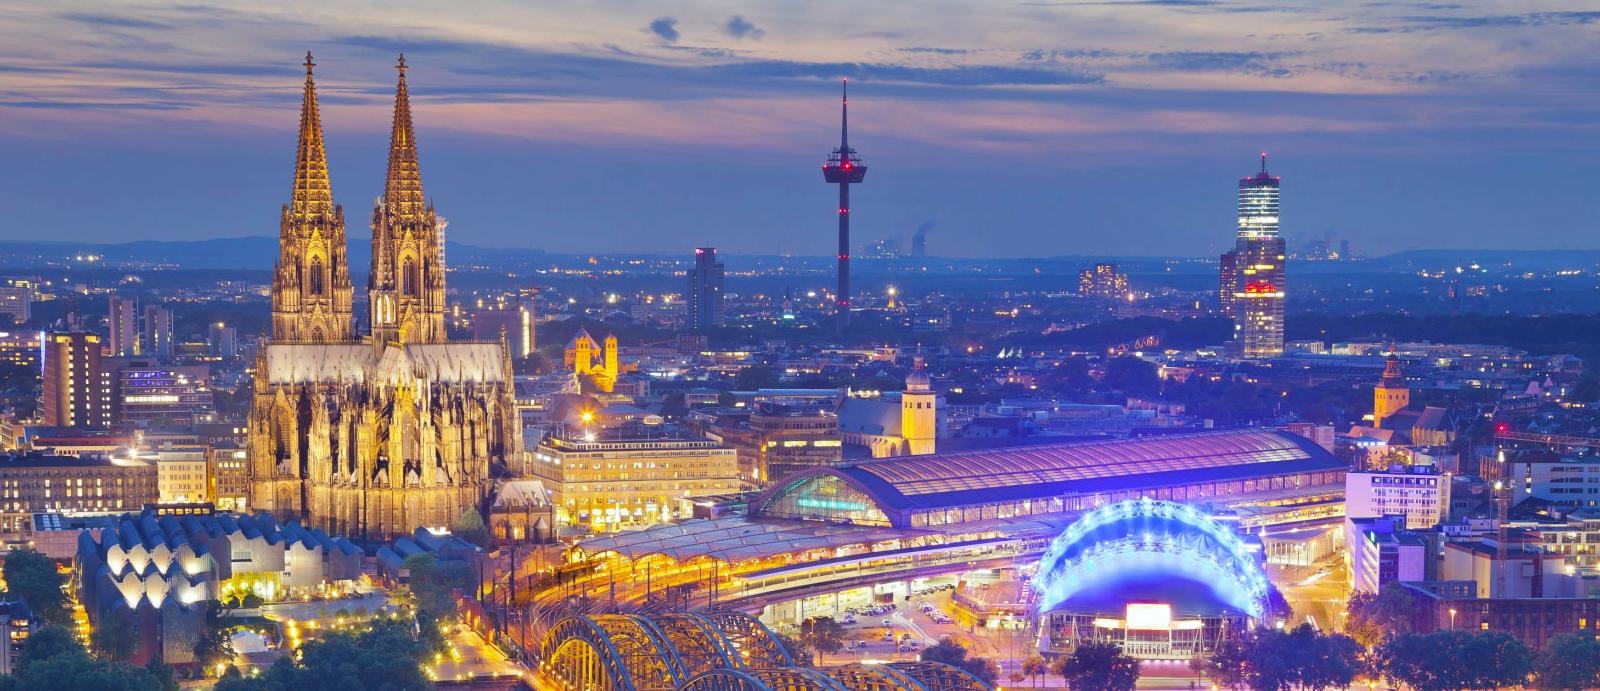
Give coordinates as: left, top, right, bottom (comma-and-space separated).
757, 429, 1344, 518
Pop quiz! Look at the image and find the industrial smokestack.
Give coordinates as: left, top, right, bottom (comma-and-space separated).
912, 221, 934, 258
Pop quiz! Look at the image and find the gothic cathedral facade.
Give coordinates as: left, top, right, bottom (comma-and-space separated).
249, 54, 520, 541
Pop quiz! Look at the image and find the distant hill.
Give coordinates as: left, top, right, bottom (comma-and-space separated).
1372, 249, 1600, 270
4, 237, 1597, 273
0, 236, 551, 271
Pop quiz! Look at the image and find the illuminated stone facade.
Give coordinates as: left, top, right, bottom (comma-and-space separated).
249, 54, 519, 540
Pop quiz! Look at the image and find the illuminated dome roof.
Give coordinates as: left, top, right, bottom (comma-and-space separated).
1033, 498, 1271, 619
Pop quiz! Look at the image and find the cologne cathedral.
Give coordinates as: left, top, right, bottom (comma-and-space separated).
249, 54, 519, 541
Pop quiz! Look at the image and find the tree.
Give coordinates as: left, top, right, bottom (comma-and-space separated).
1051, 641, 1139, 691
2, 548, 67, 624
1193, 624, 1361, 691
798, 617, 845, 658
920, 637, 1000, 685
451, 507, 492, 549
1534, 633, 1600, 690
734, 365, 781, 391
1100, 355, 1160, 397
1379, 631, 1532, 691
774, 632, 814, 667
1345, 581, 1418, 648
1020, 653, 1050, 688
402, 552, 472, 620
213, 618, 431, 691
2, 624, 175, 691
15, 626, 82, 676
192, 601, 236, 674
90, 614, 138, 661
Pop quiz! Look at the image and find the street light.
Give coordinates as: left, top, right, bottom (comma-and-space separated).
1448, 607, 1457, 629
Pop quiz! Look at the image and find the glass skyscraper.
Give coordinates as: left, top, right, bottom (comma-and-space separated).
1223, 155, 1285, 358
686, 247, 725, 332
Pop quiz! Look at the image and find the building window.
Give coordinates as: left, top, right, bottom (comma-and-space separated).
309, 256, 325, 295
402, 257, 419, 296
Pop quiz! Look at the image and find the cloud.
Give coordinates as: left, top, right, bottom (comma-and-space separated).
710, 60, 1102, 86
1351, 10, 1600, 32
648, 17, 679, 42
900, 47, 972, 56
1020, 0, 1222, 5
1398, 11, 1600, 28
58, 12, 173, 30
724, 15, 765, 40
1145, 51, 1296, 77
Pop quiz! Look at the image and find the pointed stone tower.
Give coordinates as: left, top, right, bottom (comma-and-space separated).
369, 54, 447, 347
1374, 345, 1410, 428
271, 52, 353, 342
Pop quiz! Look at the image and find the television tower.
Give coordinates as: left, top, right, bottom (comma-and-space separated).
822, 79, 866, 330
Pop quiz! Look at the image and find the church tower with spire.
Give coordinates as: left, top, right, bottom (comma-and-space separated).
369, 54, 447, 347
271, 52, 353, 342
1374, 345, 1410, 428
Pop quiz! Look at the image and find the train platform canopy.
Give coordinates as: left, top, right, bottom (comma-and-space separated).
571, 517, 914, 564
572, 430, 1345, 563
751, 429, 1344, 529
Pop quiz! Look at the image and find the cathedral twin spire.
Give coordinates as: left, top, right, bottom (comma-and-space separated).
290, 52, 334, 221
272, 52, 445, 346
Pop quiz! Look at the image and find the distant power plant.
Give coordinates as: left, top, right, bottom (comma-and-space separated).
912, 221, 933, 258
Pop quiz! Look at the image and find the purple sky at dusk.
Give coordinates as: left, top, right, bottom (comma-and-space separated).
1, 1, 1597, 257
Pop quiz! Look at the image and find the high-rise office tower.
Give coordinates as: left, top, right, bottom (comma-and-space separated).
686, 247, 725, 332
1218, 252, 1238, 318
1222, 154, 1285, 358
209, 322, 238, 358
471, 302, 535, 359
1078, 263, 1130, 299
108, 295, 139, 356
142, 304, 173, 361
0, 281, 30, 325
41, 332, 113, 428
822, 80, 866, 330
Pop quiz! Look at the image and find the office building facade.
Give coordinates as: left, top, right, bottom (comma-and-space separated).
40, 332, 113, 428
1345, 465, 1450, 530
686, 247, 725, 332
108, 295, 139, 356
531, 433, 740, 530
1221, 155, 1285, 357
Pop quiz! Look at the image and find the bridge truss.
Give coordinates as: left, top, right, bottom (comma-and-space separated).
539, 611, 990, 691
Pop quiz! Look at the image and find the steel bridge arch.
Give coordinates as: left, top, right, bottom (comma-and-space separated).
701, 610, 796, 668
540, 615, 684, 691
681, 663, 992, 691
682, 667, 849, 691
831, 662, 992, 691
540, 611, 797, 691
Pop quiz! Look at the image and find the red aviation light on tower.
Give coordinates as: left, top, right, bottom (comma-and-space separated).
823, 78, 865, 331
823, 79, 867, 184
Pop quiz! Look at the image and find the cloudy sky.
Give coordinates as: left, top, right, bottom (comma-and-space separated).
1, 1, 1597, 257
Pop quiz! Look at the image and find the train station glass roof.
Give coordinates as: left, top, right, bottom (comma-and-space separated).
754, 430, 1343, 525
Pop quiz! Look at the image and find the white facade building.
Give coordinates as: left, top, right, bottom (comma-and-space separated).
1345, 465, 1449, 530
